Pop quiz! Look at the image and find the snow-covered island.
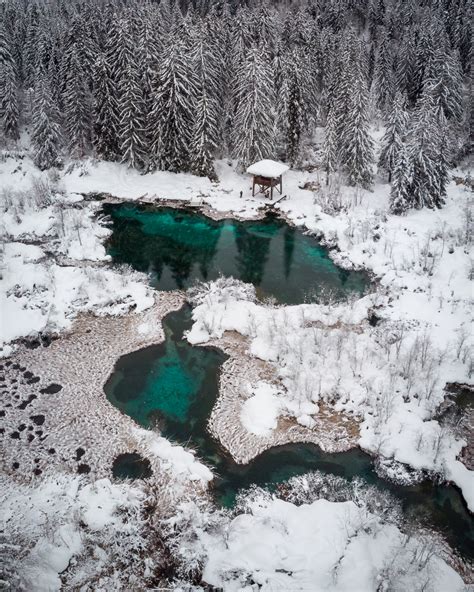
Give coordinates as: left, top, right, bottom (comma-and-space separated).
1, 0, 473, 590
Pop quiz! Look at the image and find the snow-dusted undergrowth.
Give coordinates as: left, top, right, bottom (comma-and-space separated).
162, 471, 467, 592
0, 166, 153, 356
185, 173, 472, 508
0, 150, 472, 589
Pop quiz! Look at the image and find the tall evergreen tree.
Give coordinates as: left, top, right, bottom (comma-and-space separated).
189, 28, 221, 179
0, 62, 19, 141
118, 60, 147, 170
31, 74, 61, 170
285, 70, 303, 166
0, 23, 20, 141
389, 143, 412, 214
101, 17, 128, 158
63, 48, 92, 157
92, 53, 118, 160
340, 65, 374, 188
378, 92, 408, 182
372, 27, 395, 114
322, 105, 339, 185
149, 38, 197, 171
280, 49, 317, 166
232, 47, 275, 168
408, 85, 444, 209
430, 48, 463, 122
397, 29, 418, 106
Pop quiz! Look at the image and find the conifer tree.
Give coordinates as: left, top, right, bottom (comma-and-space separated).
379, 92, 408, 182
101, 17, 128, 157
285, 70, 303, 166
189, 29, 221, 179
340, 66, 374, 188
0, 24, 20, 140
63, 49, 92, 158
1, 62, 20, 141
119, 61, 147, 170
434, 109, 449, 203
322, 105, 339, 185
408, 86, 444, 209
397, 29, 418, 106
430, 49, 463, 122
32, 75, 61, 170
232, 48, 275, 168
149, 38, 197, 171
92, 53, 118, 160
389, 143, 412, 214
22, 5, 40, 88
281, 49, 317, 166
372, 28, 394, 114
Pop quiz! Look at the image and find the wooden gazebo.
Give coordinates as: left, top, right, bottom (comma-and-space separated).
247, 159, 289, 200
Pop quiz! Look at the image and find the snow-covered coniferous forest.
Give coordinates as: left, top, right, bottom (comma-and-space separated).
0, 0, 473, 589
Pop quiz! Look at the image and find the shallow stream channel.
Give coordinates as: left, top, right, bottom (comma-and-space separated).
102, 203, 473, 560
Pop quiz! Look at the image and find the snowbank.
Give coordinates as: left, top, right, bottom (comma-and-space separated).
0, 177, 154, 354
0, 475, 143, 592
200, 496, 465, 592
188, 274, 473, 507
240, 382, 283, 436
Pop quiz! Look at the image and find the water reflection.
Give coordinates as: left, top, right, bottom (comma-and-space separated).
103, 204, 370, 304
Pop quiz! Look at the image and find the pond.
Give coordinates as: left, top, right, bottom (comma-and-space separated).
103, 203, 370, 305
105, 306, 474, 560
103, 203, 472, 561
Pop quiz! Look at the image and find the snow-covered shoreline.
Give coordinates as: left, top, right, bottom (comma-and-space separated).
204, 329, 360, 465
1, 152, 472, 589
0, 291, 214, 486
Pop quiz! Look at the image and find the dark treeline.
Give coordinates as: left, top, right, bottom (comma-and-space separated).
0, 0, 472, 213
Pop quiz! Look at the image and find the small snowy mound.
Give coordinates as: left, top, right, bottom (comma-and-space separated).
200, 497, 465, 592
240, 382, 282, 436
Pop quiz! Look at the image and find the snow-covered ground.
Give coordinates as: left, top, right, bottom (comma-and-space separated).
201, 495, 464, 592
1, 145, 472, 588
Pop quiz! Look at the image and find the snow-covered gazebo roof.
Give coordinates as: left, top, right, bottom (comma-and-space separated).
246, 159, 289, 179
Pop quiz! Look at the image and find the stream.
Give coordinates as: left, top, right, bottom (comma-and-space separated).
103, 203, 473, 560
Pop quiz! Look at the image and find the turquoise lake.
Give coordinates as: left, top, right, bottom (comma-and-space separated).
103, 203, 370, 304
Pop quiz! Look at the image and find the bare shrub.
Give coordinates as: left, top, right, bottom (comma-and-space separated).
313, 175, 348, 215
30, 176, 53, 208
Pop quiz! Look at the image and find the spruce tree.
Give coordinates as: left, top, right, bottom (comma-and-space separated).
281, 49, 317, 166
189, 29, 221, 179
0, 62, 20, 141
0, 23, 19, 141
408, 86, 444, 209
322, 105, 339, 185
285, 70, 303, 166
430, 48, 463, 122
119, 61, 147, 170
397, 29, 418, 106
32, 75, 61, 170
372, 28, 394, 115
63, 49, 92, 158
389, 143, 412, 214
149, 38, 197, 171
340, 66, 374, 189
92, 53, 118, 159
232, 47, 275, 168
378, 92, 408, 182
434, 109, 449, 204
101, 17, 128, 158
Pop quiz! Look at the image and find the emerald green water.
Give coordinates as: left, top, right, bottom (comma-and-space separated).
103, 203, 369, 304
103, 204, 472, 561
105, 306, 473, 560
